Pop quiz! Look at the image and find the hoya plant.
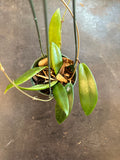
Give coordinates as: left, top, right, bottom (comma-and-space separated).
0, 0, 98, 124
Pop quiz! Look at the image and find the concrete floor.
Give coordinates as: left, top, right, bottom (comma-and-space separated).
0, 0, 120, 160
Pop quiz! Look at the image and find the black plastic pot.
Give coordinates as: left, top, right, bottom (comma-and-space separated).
31, 55, 77, 96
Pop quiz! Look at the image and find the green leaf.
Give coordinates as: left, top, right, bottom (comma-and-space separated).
65, 83, 74, 113
55, 83, 74, 124
18, 80, 58, 91
4, 66, 47, 93
53, 82, 69, 116
49, 8, 61, 48
55, 104, 67, 124
79, 63, 98, 115
50, 42, 63, 75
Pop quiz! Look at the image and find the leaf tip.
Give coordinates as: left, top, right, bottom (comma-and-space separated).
56, 120, 62, 125
4, 90, 7, 94
0, 63, 4, 72
56, 8, 60, 13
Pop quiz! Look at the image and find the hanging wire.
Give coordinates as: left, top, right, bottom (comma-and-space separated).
60, 0, 80, 80
28, 0, 44, 56
61, 0, 71, 22
43, 0, 52, 96
72, 0, 78, 63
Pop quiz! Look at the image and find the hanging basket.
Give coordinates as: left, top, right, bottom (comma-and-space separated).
0, 0, 98, 124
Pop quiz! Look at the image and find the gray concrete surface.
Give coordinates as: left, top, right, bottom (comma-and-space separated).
0, 0, 120, 160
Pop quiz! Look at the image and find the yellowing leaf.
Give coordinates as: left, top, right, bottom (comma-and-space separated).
79, 63, 98, 115
49, 8, 61, 48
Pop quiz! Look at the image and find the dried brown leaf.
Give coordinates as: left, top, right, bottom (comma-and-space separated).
56, 73, 67, 83
38, 58, 48, 66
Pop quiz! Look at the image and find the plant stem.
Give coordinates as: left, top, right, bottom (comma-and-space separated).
72, 0, 78, 62
60, 0, 80, 80
43, 0, 52, 96
28, 0, 44, 56
0, 63, 53, 102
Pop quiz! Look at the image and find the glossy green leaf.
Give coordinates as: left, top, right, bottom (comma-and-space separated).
55, 103, 67, 124
65, 83, 74, 113
49, 8, 61, 48
4, 66, 47, 93
50, 42, 63, 75
79, 63, 98, 115
18, 80, 58, 91
53, 82, 69, 116
55, 83, 74, 124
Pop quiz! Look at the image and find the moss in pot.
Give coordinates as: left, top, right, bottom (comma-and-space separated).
0, 0, 98, 124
